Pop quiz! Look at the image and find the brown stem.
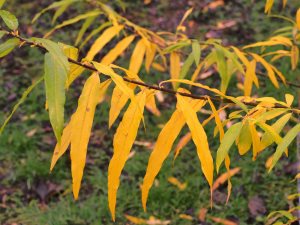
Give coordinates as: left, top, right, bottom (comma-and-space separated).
5, 30, 300, 113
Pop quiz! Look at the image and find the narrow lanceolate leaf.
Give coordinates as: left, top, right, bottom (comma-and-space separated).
71, 73, 101, 199
108, 91, 146, 221
177, 94, 214, 188
109, 87, 129, 128
291, 45, 299, 70
249, 123, 261, 160
52, 2, 71, 24
75, 16, 96, 46
0, 77, 43, 135
251, 53, 278, 88
179, 52, 194, 79
170, 52, 181, 88
86, 25, 123, 60
192, 40, 201, 65
129, 39, 147, 74
207, 97, 224, 141
50, 120, 72, 171
44, 10, 102, 37
101, 35, 135, 65
0, 38, 20, 58
0, 10, 18, 30
145, 43, 157, 72
297, 8, 300, 30
270, 123, 300, 171
51, 79, 111, 170
237, 122, 252, 155
244, 60, 257, 96
44, 53, 68, 142
216, 122, 243, 172
142, 99, 205, 210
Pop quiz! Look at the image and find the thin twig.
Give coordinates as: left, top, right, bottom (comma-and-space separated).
5, 30, 300, 113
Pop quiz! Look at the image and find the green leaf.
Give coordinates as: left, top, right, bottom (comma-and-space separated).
0, 30, 7, 39
162, 40, 190, 54
0, 0, 6, 9
192, 40, 201, 65
32, 38, 70, 72
0, 10, 18, 30
270, 123, 300, 171
179, 52, 194, 79
0, 77, 43, 135
75, 16, 96, 46
216, 122, 243, 172
52, 2, 72, 24
44, 53, 68, 142
32, 0, 81, 23
44, 10, 101, 37
0, 38, 20, 58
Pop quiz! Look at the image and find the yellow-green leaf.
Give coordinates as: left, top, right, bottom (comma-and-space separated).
0, 10, 18, 30
216, 122, 243, 172
237, 122, 252, 155
108, 91, 146, 221
297, 8, 300, 30
0, 38, 20, 58
44, 53, 68, 142
70, 73, 101, 199
270, 123, 300, 171
259, 113, 292, 151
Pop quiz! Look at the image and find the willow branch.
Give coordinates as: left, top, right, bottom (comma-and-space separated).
5, 30, 300, 113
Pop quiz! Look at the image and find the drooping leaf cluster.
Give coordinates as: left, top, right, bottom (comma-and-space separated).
0, 0, 299, 221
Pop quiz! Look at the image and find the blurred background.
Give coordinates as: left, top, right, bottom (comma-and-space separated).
0, 0, 300, 224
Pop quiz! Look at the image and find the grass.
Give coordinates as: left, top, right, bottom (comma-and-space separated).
0, 0, 300, 224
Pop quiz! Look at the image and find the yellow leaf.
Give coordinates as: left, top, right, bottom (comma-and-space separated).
236, 122, 252, 155
265, 0, 274, 14
109, 87, 130, 128
170, 52, 181, 88
297, 8, 300, 30
145, 43, 157, 72
291, 45, 299, 70
209, 216, 238, 225
66, 66, 85, 88
101, 35, 135, 65
177, 8, 193, 32
145, 90, 161, 116
191, 61, 204, 82
167, 177, 187, 190
92, 62, 135, 101
176, 94, 214, 188
249, 123, 260, 160
86, 25, 123, 60
50, 120, 72, 171
70, 73, 101, 199
244, 60, 257, 96
251, 53, 279, 88
174, 132, 192, 160
207, 97, 224, 141
212, 167, 240, 191
108, 91, 146, 221
285, 94, 294, 107
244, 40, 283, 49
141, 99, 204, 210
125, 214, 146, 224
129, 39, 147, 74
179, 214, 193, 221
231, 46, 250, 67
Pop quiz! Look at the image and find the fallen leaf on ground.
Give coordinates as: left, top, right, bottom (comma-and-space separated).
198, 208, 208, 222
167, 177, 187, 190
209, 216, 238, 225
